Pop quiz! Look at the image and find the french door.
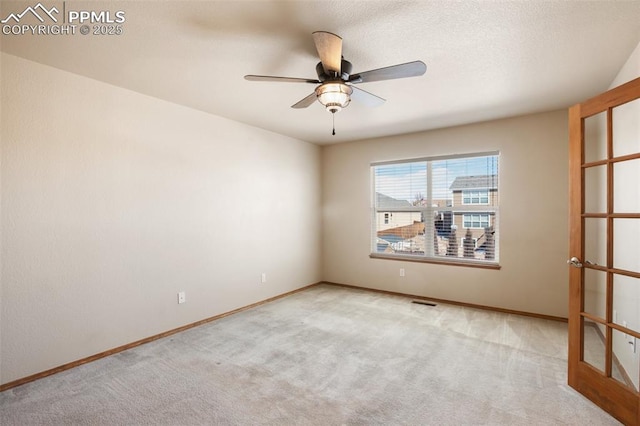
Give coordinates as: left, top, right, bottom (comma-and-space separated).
568, 77, 640, 425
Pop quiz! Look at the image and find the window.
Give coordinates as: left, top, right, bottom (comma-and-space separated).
463, 190, 489, 204
371, 152, 499, 266
463, 214, 490, 229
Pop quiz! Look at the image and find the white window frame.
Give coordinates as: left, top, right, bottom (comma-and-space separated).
370, 151, 499, 267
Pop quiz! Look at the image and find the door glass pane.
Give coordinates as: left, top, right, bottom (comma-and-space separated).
584, 165, 607, 214
584, 218, 607, 267
612, 328, 640, 392
613, 158, 640, 214
585, 111, 608, 163
613, 98, 640, 158
613, 218, 640, 272
583, 318, 606, 373
584, 269, 607, 319
613, 274, 640, 331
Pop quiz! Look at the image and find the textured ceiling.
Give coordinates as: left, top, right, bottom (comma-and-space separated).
1, 1, 639, 145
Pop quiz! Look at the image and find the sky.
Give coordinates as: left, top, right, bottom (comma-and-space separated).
375, 155, 498, 202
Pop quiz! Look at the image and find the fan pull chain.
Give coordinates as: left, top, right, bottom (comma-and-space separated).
332, 112, 336, 136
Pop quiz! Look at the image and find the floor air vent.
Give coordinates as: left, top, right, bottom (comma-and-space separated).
411, 300, 437, 307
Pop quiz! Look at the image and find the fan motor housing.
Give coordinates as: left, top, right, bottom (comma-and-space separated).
316, 59, 353, 81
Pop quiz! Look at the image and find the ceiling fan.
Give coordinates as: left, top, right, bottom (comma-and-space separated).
244, 31, 426, 133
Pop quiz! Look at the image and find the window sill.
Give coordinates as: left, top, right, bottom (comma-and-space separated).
369, 253, 501, 270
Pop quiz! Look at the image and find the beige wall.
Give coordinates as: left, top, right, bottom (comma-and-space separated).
322, 110, 569, 318
611, 41, 640, 88
0, 53, 322, 385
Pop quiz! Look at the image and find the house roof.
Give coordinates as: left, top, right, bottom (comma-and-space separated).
376, 193, 412, 209
449, 175, 498, 191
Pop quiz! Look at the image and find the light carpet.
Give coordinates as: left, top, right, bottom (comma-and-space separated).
0, 284, 620, 425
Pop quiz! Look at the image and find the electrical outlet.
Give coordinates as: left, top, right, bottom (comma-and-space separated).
400, 268, 405, 277
178, 291, 186, 304
261, 273, 267, 283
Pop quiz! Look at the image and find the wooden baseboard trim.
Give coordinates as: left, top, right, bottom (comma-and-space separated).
322, 281, 568, 323
0, 282, 322, 392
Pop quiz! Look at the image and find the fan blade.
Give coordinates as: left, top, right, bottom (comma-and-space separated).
245, 75, 320, 84
350, 86, 385, 107
291, 92, 317, 109
312, 31, 342, 76
348, 61, 427, 83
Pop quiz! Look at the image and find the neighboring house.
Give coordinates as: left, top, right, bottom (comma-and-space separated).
375, 193, 416, 232
449, 175, 498, 246
375, 193, 423, 252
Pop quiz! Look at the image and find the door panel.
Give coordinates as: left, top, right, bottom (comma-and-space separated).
569, 77, 640, 425
612, 327, 640, 392
614, 219, 640, 271
613, 98, 640, 157
614, 159, 640, 212
584, 268, 606, 318
584, 218, 607, 266
584, 111, 608, 162
583, 319, 607, 372
585, 165, 608, 213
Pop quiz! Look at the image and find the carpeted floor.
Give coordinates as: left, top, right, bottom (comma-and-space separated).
0, 284, 621, 425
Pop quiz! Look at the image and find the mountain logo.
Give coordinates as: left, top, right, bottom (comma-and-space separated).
1, 3, 59, 24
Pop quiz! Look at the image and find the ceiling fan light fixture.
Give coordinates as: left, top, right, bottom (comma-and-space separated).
316, 82, 353, 113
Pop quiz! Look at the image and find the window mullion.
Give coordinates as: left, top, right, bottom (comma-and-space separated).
425, 161, 434, 257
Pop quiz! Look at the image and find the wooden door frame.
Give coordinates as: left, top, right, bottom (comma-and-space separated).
568, 77, 640, 425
